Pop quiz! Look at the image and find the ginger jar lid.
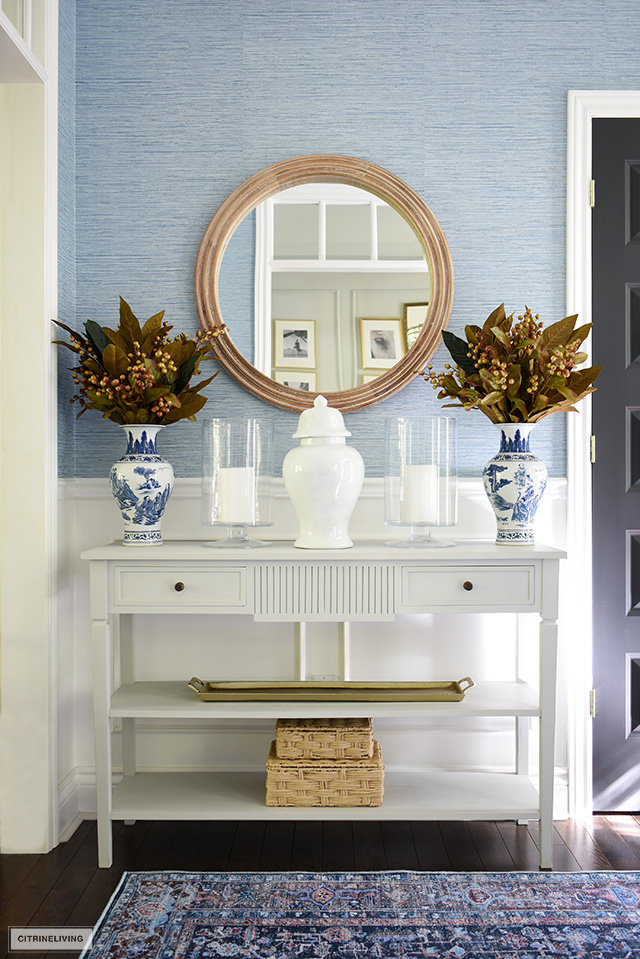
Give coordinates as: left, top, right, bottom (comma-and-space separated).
292, 395, 351, 439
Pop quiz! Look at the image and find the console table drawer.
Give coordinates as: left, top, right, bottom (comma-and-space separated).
401, 565, 534, 609
113, 566, 248, 609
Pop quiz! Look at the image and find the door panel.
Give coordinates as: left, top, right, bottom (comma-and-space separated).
592, 118, 640, 810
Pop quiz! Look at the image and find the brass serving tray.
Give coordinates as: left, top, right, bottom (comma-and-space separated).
187, 676, 474, 702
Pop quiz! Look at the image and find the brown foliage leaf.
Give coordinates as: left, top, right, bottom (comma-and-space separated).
482, 303, 507, 332
118, 297, 143, 346
540, 314, 578, 352
102, 344, 131, 379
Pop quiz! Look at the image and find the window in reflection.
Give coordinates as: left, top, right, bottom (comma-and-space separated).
273, 204, 319, 260
326, 204, 371, 259
377, 206, 424, 260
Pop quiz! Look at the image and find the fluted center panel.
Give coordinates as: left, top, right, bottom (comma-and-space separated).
254, 563, 396, 621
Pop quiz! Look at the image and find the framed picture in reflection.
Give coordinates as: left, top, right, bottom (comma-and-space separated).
274, 370, 317, 392
360, 317, 405, 370
273, 319, 316, 369
403, 302, 430, 349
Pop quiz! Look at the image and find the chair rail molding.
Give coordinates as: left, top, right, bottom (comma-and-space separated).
566, 90, 640, 819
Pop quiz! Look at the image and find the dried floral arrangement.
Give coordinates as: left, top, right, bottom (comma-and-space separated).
54, 297, 226, 425
424, 304, 601, 423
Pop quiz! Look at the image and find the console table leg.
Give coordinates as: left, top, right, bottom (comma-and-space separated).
119, 614, 136, 776
539, 619, 558, 869
122, 719, 136, 776
339, 622, 351, 681
516, 717, 529, 776
295, 622, 307, 681
92, 619, 113, 868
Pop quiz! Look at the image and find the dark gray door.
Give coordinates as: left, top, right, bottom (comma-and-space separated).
592, 118, 640, 811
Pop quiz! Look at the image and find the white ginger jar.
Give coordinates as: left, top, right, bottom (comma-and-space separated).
283, 395, 364, 549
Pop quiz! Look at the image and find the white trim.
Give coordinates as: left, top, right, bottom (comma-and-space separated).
264, 184, 379, 203
22, 0, 32, 49
57, 767, 84, 840
254, 199, 272, 375
59, 474, 567, 503
566, 90, 640, 819
45, 0, 60, 851
59, 812, 92, 843
0, 0, 58, 854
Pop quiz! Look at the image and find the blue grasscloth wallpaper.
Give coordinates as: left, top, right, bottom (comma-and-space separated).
57, 0, 640, 478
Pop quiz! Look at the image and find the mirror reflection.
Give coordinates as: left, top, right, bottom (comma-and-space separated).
218, 184, 431, 393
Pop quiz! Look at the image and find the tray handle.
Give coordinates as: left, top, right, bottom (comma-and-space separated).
188, 676, 205, 693
458, 676, 475, 692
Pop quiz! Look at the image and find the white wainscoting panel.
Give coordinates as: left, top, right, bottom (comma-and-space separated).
57, 476, 568, 835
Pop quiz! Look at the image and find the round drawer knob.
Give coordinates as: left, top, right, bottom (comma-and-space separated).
174, 581, 185, 592
462, 581, 474, 592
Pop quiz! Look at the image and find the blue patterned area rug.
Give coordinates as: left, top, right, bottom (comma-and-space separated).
83, 870, 640, 958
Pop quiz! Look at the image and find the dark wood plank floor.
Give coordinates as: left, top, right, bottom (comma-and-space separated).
2, 815, 640, 958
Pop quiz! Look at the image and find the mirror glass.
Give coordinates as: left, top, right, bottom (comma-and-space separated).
195, 156, 453, 412
218, 184, 431, 393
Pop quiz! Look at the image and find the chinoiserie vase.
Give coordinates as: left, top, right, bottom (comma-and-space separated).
481, 422, 547, 545
109, 424, 174, 545
283, 395, 364, 549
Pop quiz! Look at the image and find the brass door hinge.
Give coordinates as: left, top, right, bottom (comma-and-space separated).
589, 179, 596, 208
590, 688, 597, 718
590, 434, 596, 464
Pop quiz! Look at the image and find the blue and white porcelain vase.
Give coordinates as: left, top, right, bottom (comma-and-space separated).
109, 424, 174, 545
482, 422, 547, 545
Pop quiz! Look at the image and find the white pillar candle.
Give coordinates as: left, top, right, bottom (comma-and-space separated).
217, 466, 256, 524
399, 464, 440, 524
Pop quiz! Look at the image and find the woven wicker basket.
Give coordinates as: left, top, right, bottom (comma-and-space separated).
265, 739, 384, 807
275, 717, 373, 760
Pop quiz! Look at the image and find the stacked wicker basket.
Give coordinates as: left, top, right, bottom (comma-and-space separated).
265, 717, 384, 807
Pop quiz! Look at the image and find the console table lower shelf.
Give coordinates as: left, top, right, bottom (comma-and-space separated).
110, 770, 541, 821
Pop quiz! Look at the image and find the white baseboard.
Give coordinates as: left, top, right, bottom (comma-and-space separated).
57, 766, 98, 840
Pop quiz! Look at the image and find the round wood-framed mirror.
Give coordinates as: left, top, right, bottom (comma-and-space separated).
194, 155, 454, 412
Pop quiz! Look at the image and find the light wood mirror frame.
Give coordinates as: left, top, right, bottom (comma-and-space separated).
194, 155, 454, 413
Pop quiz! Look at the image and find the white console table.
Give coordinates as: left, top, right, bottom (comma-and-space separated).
82, 539, 564, 869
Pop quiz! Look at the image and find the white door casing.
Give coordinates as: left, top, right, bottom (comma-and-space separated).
566, 90, 640, 818
0, 1, 59, 853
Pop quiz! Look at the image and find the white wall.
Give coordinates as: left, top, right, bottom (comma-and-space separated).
0, 2, 58, 855
57, 476, 569, 839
